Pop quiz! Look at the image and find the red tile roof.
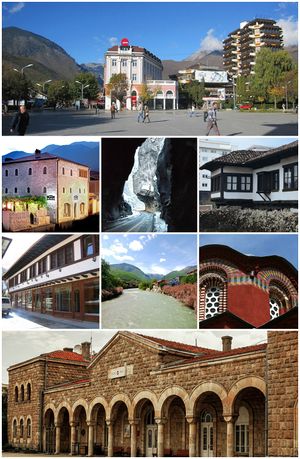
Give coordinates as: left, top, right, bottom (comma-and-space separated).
139, 334, 220, 355
42, 350, 88, 362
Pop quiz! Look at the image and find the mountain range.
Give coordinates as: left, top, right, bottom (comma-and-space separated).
110, 263, 197, 282
3, 26, 298, 84
2, 142, 99, 171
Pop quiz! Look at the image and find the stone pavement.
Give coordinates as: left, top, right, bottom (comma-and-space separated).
2, 108, 298, 136
2, 309, 99, 329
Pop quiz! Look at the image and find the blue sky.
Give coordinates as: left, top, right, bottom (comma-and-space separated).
101, 234, 197, 275
2, 2, 298, 63
200, 234, 298, 268
207, 137, 297, 151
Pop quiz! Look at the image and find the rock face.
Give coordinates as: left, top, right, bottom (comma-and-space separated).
102, 138, 197, 232
157, 138, 197, 232
132, 138, 165, 212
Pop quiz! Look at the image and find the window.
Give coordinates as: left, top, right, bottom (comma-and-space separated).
13, 420, 17, 437
121, 59, 127, 67
84, 279, 99, 314
5, 188, 8, 194
63, 203, 71, 217
43, 187, 47, 193
30, 264, 36, 279
50, 252, 57, 270
240, 176, 251, 191
28, 168, 32, 175
211, 175, 221, 192
55, 286, 71, 312
132, 60, 137, 67
257, 172, 271, 193
132, 73, 137, 81
80, 203, 85, 214
43, 166, 47, 174
65, 244, 73, 264
271, 170, 279, 191
5, 169, 8, 176
20, 385, 24, 401
15, 169, 18, 176
235, 406, 249, 454
20, 419, 24, 438
50, 243, 74, 269
81, 235, 99, 258
70, 188, 72, 193
27, 187, 30, 193
27, 419, 31, 438
70, 169, 73, 176
79, 169, 88, 178
270, 297, 280, 319
62, 167, 65, 175
63, 187, 65, 193
38, 257, 47, 275
205, 287, 220, 318
27, 383, 31, 401
15, 386, 19, 402
283, 163, 298, 190
79, 188, 81, 193
112, 58, 117, 66
14, 187, 17, 193
226, 175, 238, 191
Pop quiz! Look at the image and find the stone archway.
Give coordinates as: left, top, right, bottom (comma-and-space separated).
57, 406, 71, 454
72, 403, 89, 455
89, 397, 108, 456
109, 399, 131, 457
44, 408, 55, 454
132, 391, 159, 457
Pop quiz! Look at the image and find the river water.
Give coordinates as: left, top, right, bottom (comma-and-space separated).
101, 288, 197, 329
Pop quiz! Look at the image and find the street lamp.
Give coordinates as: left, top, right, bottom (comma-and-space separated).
13, 64, 34, 75
36, 80, 52, 92
75, 81, 90, 100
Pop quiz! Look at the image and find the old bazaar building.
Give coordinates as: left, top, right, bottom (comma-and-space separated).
3, 234, 99, 323
201, 141, 298, 207
2, 150, 90, 231
7, 331, 298, 457
104, 38, 178, 110
199, 245, 298, 329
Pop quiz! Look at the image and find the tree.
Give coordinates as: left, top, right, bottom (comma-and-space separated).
281, 68, 298, 109
106, 73, 129, 103
102, 259, 119, 290
268, 86, 285, 109
249, 48, 294, 102
236, 76, 249, 104
2, 65, 31, 102
178, 80, 205, 107
47, 81, 72, 107
139, 83, 161, 104
71, 72, 100, 100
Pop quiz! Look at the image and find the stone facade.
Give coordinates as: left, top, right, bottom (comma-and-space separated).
6, 331, 298, 457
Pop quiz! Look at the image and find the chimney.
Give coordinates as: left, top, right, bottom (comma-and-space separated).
35, 149, 41, 158
81, 342, 91, 361
221, 336, 232, 352
63, 347, 73, 352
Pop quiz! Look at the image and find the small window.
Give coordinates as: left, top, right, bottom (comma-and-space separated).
13, 420, 17, 437
226, 175, 238, 191
14, 187, 17, 194
43, 167, 47, 174
5, 169, 8, 176
27, 383, 31, 401
28, 168, 32, 175
15, 169, 18, 176
43, 187, 47, 193
62, 167, 65, 175
82, 235, 95, 257
20, 419, 24, 438
5, 188, 8, 194
20, 385, 25, 401
63, 187, 65, 193
79, 188, 81, 193
70, 169, 73, 176
15, 386, 19, 402
27, 419, 31, 438
27, 187, 30, 193
63, 203, 71, 217
70, 188, 72, 193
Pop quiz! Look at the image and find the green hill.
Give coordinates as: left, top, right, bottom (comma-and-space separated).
110, 268, 145, 283
110, 263, 149, 280
164, 265, 197, 281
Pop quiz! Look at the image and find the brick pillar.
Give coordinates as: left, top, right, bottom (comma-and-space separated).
187, 417, 197, 457
129, 420, 138, 457
87, 422, 95, 457
107, 421, 114, 457
55, 423, 61, 454
155, 418, 165, 457
70, 422, 76, 455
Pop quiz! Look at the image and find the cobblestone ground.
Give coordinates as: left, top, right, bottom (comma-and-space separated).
2, 108, 298, 136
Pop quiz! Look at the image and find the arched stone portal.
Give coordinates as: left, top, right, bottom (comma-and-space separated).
109, 401, 130, 457
90, 401, 107, 456
159, 393, 189, 457
133, 397, 157, 457
57, 407, 70, 454
44, 409, 55, 454
72, 404, 88, 455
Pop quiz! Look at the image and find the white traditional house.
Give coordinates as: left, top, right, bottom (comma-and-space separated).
3, 234, 99, 324
201, 141, 298, 206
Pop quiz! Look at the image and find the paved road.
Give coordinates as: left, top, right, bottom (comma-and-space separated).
2, 309, 99, 329
2, 109, 298, 136
103, 212, 155, 232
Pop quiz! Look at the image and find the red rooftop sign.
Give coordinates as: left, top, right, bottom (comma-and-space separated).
121, 38, 129, 46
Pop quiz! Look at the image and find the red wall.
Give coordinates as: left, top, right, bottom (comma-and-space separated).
228, 284, 270, 327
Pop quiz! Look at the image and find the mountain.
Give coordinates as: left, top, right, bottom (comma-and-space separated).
3, 26, 81, 81
2, 142, 99, 171
162, 50, 223, 78
80, 63, 104, 86
164, 265, 197, 281
110, 263, 197, 283
110, 263, 150, 281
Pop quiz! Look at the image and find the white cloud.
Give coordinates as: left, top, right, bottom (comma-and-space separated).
199, 28, 223, 52
102, 247, 114, 257
139, 236, 146, 240
159, 258, 166, 263
148, 264, 169, 275
108, 37, 118, 46
113, 255, 134, 262
102, 235, 109, 240
129, 240, 144, 251
8, 2, 24, 14
174, 265, 185, 271
110, 242, 127, 254
277, 16, 298, 46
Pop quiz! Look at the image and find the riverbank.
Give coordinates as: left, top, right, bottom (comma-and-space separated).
162, 284, 197, 312
102, 286, 123, 301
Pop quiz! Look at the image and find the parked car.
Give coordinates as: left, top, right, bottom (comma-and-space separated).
2, 296, 11, 316
239, 103, 253, 110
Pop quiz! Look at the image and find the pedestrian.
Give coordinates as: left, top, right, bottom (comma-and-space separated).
143, 104, 150, 123
282, 103, 285, 113
110, 103, 116, 119
137, 102, 144, 123
205, 103, 220, 136
10, 105, 30, 136
191, 103, 196, 117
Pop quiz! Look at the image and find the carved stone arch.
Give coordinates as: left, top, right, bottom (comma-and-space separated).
88, 396, 109, 422
157, 386, 190, 418
71, 398, 89, 422
224, 376, 266, 415
132, 390, 159, 418
189, 381, 227, 417
43, 402, 57, 422
107, 393, 133, 420
55, 401, 72, 424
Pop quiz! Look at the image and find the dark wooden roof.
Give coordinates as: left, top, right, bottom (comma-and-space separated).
201, 141, 298, 171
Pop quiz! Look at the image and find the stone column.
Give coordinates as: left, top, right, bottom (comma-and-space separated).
163, 98, 166, 110
155, 418, 165, 458
70, 422, 77, 455
42, 426, 46, 453
55, 423, 61, 454
187, 418, 197, 457
129, 420, 138, 457
87, 422, 95, 457
224, 416, 234, 457
106, 420, 114, 457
